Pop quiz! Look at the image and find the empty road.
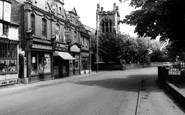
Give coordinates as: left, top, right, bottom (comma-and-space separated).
0, 67, 184, 115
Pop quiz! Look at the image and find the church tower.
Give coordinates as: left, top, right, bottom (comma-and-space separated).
96, 3, 120, 34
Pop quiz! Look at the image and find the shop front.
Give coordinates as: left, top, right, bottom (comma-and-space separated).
0, 38, 19, 86
81, 51, 90, 74
0, 0, 19, 85
70, 44, 81, 75
53, 43, 75, 78
29, 43, 53, 82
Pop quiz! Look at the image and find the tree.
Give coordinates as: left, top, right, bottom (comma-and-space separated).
123, 0, 185, 52
98, 33, 122, 63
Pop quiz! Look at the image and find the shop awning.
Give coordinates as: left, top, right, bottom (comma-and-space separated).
54, 52, 75, 60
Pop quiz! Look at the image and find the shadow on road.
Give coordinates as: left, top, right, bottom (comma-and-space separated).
74, 74, 160, 92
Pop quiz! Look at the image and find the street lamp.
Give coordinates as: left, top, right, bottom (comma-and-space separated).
96, 9, 99, 73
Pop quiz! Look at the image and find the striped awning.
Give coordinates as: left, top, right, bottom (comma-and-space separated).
54, 52, 75, 60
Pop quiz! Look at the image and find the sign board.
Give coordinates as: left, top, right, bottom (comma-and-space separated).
3, 1, 11, 22
32, 44, 52, 50
0, 1, 3, 20
56, 43, 68, 48
70, 44, 80, 52
81, 52, 89, 57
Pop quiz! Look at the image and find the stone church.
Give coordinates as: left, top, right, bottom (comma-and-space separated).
96, 3, 121, 34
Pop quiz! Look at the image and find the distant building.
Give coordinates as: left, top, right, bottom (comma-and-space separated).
84, 25, 96, 67
96, 3, 121, 35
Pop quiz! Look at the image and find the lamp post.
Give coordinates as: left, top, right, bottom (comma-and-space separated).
96, 10, 99, 73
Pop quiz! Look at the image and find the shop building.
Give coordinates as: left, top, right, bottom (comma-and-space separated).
9, 0, 92, 84
0, 0, 19, 86
17, 0, 75, 82
79, 23, 91, 74
65, 8, 82, 76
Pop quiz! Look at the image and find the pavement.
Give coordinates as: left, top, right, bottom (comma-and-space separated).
161, 80, 185, 109
139, 78, 185, 115
0, 72, 98, 97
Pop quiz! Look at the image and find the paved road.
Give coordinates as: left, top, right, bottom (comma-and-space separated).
0, 67, 184, 115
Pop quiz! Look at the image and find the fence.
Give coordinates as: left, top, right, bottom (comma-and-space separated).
168, 62, 185, 75
158, 61, 185, 82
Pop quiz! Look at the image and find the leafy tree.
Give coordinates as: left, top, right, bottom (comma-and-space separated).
120, 35, 138, 63
98, 33, 123, 63
150, 49, 164, 62
122, 0, 185, 52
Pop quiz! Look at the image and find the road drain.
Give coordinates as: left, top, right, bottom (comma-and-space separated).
135, 80, 144, 115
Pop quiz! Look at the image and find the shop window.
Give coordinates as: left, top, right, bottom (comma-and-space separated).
75, 55, 79, 69
0, 44, 16, 58
31, 53, 51, 74
69, 60, 73, 71
0, 44, 17, 73
44, 54, 51, 73
38, 53, 44, 73
31, 52, 38, 75
82, 58, 88, 70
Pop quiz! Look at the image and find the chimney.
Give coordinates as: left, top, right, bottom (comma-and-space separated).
113, 3, 116, 11
101, 7, 103, 11
97, 4, 100, 11
116, 6, 119, 10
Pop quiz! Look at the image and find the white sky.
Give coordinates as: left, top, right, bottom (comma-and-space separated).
64, 0, 137, 37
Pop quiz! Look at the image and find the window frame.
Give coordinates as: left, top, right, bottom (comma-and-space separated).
42, 18, 47, 37
31, 14, 35, 34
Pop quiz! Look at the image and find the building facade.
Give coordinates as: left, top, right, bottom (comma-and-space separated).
79, 23, 91, 74
65, 8, 81, 76
10, 0, 91, 83
0, 0, 19, 86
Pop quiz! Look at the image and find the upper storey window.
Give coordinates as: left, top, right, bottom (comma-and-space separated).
42, 18, 47, 37
31, 14, 35, 34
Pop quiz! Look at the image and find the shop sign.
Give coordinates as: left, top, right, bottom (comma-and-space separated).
70, 44, 80, 52
0, 38, 19, 44
3, 1, 11, 22
32, 44, 52, 50
55, 43, 68, 51
81, 52, 89, 57
0, 23, 2, 36
56, 43, 68, 48
55, 47, 67, 51
0, 1, 2, 20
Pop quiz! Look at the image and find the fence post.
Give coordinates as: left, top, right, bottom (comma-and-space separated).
158, 66, 168, 81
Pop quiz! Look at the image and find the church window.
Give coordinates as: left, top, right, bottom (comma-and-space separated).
101, 18, 113, 33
